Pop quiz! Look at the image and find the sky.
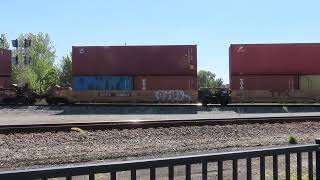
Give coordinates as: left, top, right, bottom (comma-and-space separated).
1, 0, 320, 82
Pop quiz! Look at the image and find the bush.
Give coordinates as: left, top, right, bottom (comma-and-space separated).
288, 135, 298, 144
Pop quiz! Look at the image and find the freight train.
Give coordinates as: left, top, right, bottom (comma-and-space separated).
230, 43, 320, 103
2, 43, 320, 106
0, 45, 230, 105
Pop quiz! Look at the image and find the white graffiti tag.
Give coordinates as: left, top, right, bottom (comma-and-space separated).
240, 79, 244, 90
154, 90, 192, 103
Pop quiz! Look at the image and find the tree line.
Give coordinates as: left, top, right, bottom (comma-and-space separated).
0, 33, 223, 92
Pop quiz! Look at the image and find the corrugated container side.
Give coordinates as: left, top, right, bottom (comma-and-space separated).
72, 45, 197, 76
0, 76, 11, 88
72, 76, 133, 91
299, 75, 320, 90
0, 49, 11, 76
230, 44, 320, 75
231, 75, 299, 91
134, 76, 197, 90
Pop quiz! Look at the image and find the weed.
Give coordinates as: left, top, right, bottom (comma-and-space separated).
71, 127, 86, 133
289, 135, 298, 144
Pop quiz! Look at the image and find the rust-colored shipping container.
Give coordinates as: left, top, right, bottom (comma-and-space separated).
134, 76, 197, 90
0, 49, 11, 76
72, 45, 197, 76
230, 43, 320, 75
230, 75, 299, 91
0, 76, 11, 88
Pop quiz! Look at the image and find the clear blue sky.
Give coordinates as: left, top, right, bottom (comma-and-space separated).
1, 0, 320, 82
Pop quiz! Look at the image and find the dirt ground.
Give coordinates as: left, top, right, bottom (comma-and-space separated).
0, 122, 318, 170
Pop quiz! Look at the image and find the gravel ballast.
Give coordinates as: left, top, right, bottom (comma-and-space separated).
0, 122, 319, 170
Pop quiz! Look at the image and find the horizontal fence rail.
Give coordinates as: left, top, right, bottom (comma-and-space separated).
0, 143, 319, 180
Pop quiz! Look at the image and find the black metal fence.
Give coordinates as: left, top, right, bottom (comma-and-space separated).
1, 140, 320, 180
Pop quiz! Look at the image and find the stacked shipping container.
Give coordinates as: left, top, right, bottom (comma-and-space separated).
72, 45, 197, 103
230, 44, 320, 75
72, 76, 133, 91
72, 46, 197, 76
0, 49, 12, 88
299, 75, 320, 90
230, 43, 320, 102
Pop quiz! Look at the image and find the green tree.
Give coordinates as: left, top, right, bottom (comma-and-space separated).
198, 70, 223, 88
59, 54, 72, 87
0, 34, 10, 49
12, 33, 60, 93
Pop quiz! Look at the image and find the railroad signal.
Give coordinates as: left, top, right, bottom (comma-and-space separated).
12, 39, 18, 48
24, 56, 31, 65
12, 56, 19, 65
11, 38, 32, 65
24, 39, 31, 48
12, 39, 31, 48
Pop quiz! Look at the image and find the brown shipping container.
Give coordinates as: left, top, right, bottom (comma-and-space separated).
0, 49, 11, 76
0, 76, 11, 88
134, 76, 197, 90
230, 43, 320, 75
231, 75, 299, 91
72, 45, 197, 76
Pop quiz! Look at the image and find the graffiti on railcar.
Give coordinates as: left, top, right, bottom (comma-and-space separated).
154, 90, 192, 102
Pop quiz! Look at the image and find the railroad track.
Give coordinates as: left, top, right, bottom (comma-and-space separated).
3, 103, 320, 107
1, 116, 320, 134
3, 104, 320, 112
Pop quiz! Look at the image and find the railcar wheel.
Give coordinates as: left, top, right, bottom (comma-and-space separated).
201, 97, 209, 106
46, 97, 56, 105
219, 96, 229, 106
27, 97, 36, 106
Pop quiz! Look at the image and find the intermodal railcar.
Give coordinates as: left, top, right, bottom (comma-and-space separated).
3, 43, 320, 106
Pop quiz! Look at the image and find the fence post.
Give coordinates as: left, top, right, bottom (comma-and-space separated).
315, 139, 320, 180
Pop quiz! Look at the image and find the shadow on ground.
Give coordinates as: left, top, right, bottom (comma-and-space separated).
1, 104, 320, 115
48, 105, 199, 115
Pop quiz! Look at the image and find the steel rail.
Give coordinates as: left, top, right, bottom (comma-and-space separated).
0, 115, 320, 134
